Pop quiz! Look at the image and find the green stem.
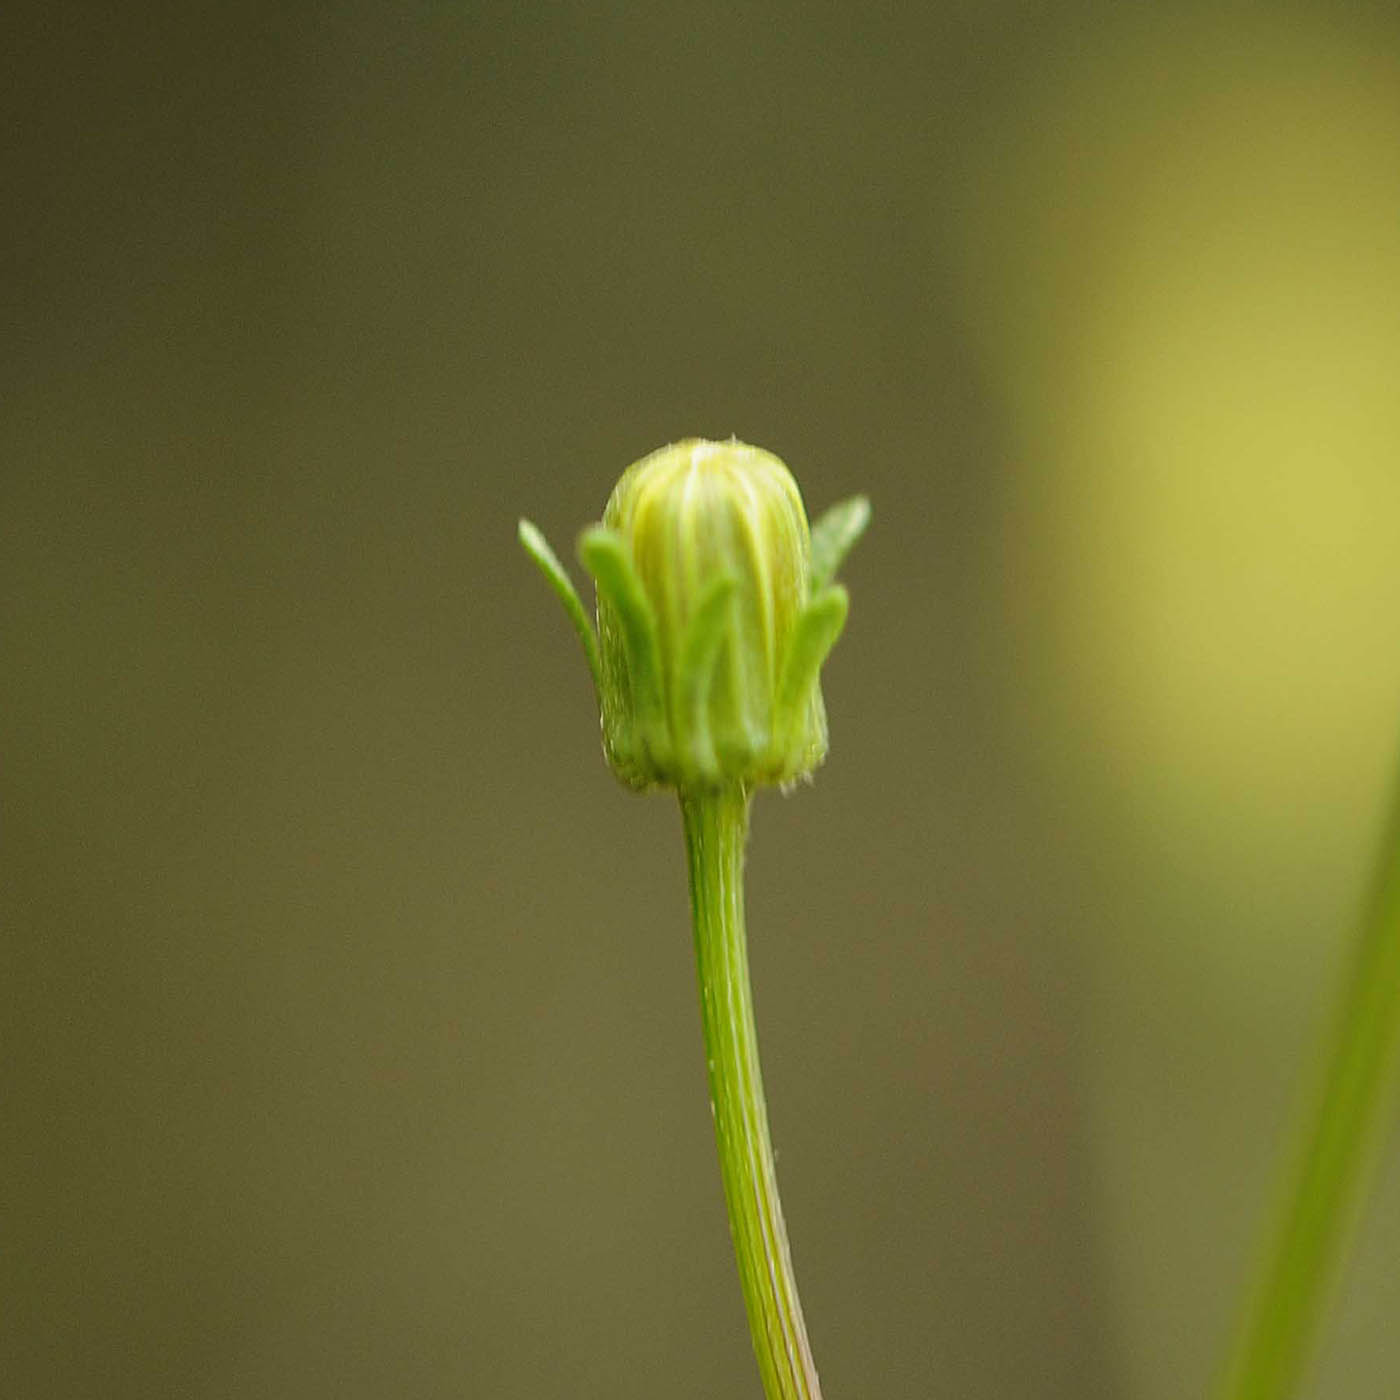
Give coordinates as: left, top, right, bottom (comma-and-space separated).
681, 785, 823, 1400
1219, 758, 1400, 1400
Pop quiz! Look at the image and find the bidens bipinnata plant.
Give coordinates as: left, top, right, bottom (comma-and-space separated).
520, 438, 869, 1400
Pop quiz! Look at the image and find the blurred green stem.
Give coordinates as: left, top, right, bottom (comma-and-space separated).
1219, 759, 1400, 1400
681, 786, 823, 1400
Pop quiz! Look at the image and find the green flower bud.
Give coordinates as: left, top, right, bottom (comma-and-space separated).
520, 438, 869, 793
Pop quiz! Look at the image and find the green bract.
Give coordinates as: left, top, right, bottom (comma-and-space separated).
520, 438, 869, 791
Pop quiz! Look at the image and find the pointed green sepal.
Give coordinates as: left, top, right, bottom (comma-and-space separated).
518, 518, 602, 698
809, 495, 871, 592
578, 524, 670, 773
775, 584, 849, 754
674, 574, 737, 785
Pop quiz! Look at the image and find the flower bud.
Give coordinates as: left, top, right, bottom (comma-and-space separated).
520, 438, 869, 793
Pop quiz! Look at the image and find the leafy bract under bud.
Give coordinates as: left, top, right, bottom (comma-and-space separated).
521, 438, 869, 792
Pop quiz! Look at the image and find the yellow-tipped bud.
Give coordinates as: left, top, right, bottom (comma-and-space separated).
521, 438, 869, 792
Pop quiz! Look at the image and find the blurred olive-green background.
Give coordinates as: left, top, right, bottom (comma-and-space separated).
7, 5, 1400, 1398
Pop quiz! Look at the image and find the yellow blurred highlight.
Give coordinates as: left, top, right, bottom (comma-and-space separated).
963, 16, 1400, 889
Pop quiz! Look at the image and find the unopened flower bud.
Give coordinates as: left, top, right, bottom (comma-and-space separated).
520, 438, 869, 792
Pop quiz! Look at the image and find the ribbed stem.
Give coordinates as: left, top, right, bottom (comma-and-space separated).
1218, 756, 1400, 1400
681, 786, 823, 1400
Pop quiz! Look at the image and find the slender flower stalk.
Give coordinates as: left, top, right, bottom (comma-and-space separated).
683, 785, 821, 1400
520, 439, 868, 1399
1218, 754, 1400, 1400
